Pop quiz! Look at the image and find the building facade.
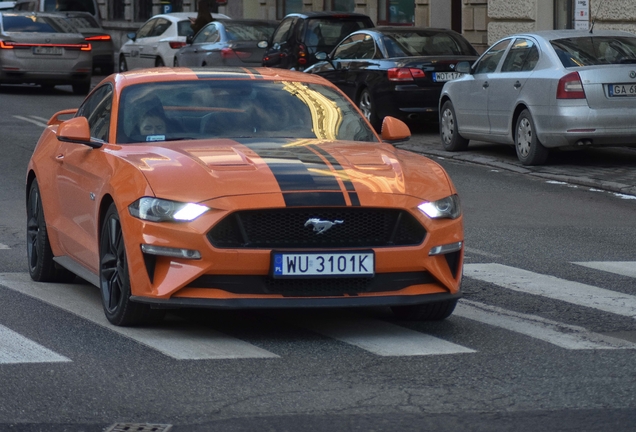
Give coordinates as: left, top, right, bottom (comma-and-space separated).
101, 0, 636, 54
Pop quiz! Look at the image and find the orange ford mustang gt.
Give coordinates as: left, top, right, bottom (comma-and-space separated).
26, 67, 464, 326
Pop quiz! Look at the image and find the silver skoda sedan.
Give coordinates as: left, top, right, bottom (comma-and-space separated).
439, 30, 636, 165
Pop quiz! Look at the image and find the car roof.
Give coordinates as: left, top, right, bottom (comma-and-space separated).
282, 11, 372, 19
154, 11, 230, 21
112, 67, 336, 89
371, 26, 459, 33
504, 29, 636, 41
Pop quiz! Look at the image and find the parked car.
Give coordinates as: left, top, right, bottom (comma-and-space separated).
0, 11, 92, 93
261, 11, 374, 71
118, 11, 230, 71
60, 11, 114, 74
175, 19, 277, 67
440, 30, 636, 166
26, 67, 464, 326
13, 0, 101, 24
305, 27, 478, 130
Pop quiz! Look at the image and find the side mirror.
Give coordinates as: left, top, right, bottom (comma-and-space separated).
127, 32, 136, 41
56, 117, 102, 148
380, 116, 410, 143
186, 34, 194, 45
455, 61, 471, 74
315, 52, 328, 61
47, 108, 78, 126
257, 40, 268, 49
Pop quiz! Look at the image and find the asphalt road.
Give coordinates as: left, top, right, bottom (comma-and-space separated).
0, 80, 635, 432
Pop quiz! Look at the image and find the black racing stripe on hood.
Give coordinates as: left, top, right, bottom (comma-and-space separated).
244, 67, 264, 78
236, 139, 347, 200
283, 192, 346, 207
310, 144, 360, 206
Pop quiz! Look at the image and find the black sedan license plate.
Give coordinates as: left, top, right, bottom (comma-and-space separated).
609, 83, 636, 97
272, 251, 374, 278
433, 72, 463, 82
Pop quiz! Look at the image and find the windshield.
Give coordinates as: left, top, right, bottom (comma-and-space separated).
381, 30, 478, 57
551, 36, 636, 66
117, 79, 378, 144
224, 21, 277, 41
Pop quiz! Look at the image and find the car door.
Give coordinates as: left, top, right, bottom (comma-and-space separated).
126, 18, 156, 69
487, 37, 540, 138
54, 85, 113, 272
137, 17, 172, 67
453, 39, 512, 136
262, 17, 297, 68
327, 34, 363, 95
178, 22, 219, 66
341, 34, 378, 100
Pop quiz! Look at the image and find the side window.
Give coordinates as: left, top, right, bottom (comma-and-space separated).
136, 19, 156, 39
271, 18, 295, 44
150, 18, 171, 37
357, 34, 377, 59
501, 38, 539, 72
474, 39, 511, 74
76, 85, 113, 141
332, 36, 357, 59
195, 24, 219, 43
333, 34, 376, 60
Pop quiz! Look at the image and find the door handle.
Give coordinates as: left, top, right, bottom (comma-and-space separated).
55, 154, 64, 162
514, 81, 521, 89
482, 81, 489, 89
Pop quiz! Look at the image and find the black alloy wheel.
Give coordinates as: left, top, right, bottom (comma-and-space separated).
26, 179, 75, 282
357, 88, 381, 131
391, 299, 458, 321
515, 109, 549, 166
99, 203, 164, 326
440, 100, 469, 151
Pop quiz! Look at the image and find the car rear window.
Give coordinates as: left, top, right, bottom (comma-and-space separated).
63, 15, 100, 30
381, 30, 478, 57
178, 19, 194, 36
117, 79, 377, 143
44, 0, 95, 15
224, 21, 277, 41
551, 36, 636, 66
303, 18, 374, 50
2, 14, 74, 32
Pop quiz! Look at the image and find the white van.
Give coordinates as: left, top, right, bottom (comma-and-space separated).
13, 0, 100, 23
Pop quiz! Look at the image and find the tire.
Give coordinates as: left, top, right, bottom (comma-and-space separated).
26, 180, 76, 283
440, 100, 469, 151
357, 88, 381, 131
515, 109, 549, 166
99, 203, 165, 326
72, 80, 91, 95
118, 55, 128, 72
173, 57, 179, 67
155, 57, 165, 67
391, 299, 458, 321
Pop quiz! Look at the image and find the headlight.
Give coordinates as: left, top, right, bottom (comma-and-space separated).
129, 197, 209, 222
418, 194, 461, 219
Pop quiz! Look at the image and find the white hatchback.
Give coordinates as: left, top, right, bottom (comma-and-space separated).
118, 11, 229, 71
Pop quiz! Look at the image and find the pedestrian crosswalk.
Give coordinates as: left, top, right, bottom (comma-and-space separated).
1, 261, 636, 364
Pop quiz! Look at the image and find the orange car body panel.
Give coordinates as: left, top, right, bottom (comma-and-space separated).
27, 67, 464, 308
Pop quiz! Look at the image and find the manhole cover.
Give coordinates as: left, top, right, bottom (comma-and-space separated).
104, 423, 173, 432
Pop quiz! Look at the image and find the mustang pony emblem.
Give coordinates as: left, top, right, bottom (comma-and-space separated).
304, 218, 343, 234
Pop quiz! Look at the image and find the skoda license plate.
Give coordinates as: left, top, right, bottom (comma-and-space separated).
272, 251, 374, 278
433, 72, 463, 82
609, 83, 636, 97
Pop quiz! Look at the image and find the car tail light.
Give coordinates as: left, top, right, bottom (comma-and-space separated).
297, 43, 307, 65
169, 41, 186, 49
387, 67, 426, 81
0, 40, 15, 49
0, 41, 90, 50
85, 34, 111, 41
557, 72, 586, 99
80, 43, 91, 51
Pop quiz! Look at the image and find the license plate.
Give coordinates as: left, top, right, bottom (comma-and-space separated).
33, 46, 63, 55
433, 72, 463, 82
608, 83, 636, 97
272, 251, 374, 278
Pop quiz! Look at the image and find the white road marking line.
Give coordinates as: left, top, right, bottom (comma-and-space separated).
301, 317, 475, 356
464, 247, 500, 258
464, 263, 636, 319
0, 273, 278, 360
13, 115, 48, 128
0, 243, 10, 250
0, 324, 71, 364
30, 115, 50, 123
573, 261, 636, 279
455, 300, 636, 350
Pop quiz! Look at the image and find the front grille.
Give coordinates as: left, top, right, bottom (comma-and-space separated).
207, 208, 426, 249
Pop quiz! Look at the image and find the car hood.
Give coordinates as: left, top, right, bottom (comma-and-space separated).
114, 138, 452, 203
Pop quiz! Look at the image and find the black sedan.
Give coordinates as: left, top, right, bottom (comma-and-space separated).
304, 27, 479, 130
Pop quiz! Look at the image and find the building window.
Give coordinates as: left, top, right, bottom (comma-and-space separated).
109, 0, 124, 20
136, 0, 153, 21
378, 0, 414, 25
554, 0, 573, 29
326, 0, 355, 12
277, 0, 302, 19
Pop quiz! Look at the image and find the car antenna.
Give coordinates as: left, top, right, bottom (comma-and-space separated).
589, 0, 606, 34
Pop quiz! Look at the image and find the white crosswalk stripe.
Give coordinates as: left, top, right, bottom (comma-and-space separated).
0, 324, 70, 364
464, 263, 636, 319
573, 261, 636, 279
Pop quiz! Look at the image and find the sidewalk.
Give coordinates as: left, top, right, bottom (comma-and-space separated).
398, 131, 636, 197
